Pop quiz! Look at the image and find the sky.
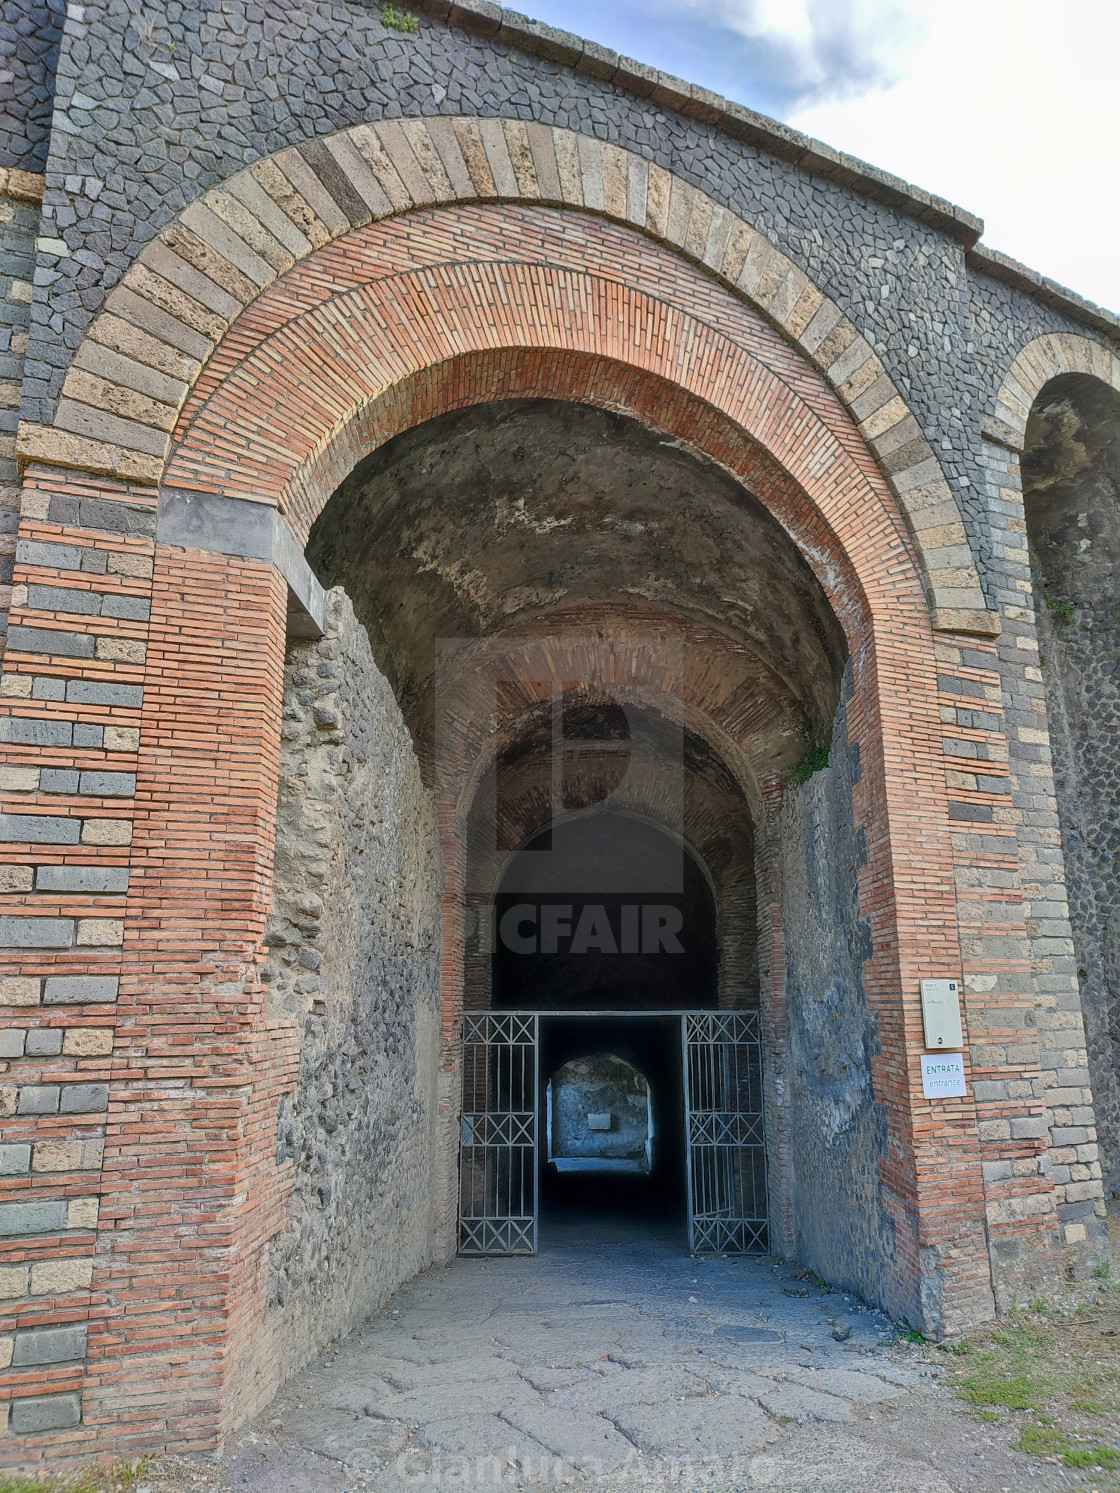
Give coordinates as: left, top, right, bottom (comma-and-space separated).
518, 0, 1120, 312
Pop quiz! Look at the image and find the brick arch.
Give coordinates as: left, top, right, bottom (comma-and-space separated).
991, 332, 1120, 449
154, 207, 916, 658
430, 613, 804, 816
16, 118, 994, 634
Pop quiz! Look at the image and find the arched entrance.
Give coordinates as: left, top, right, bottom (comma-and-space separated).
1021, 372, 1120, 1197
477, 813, 755, 1257
301, 386, 844, 1263
149, 196, 976, 1373
6, 154, 1020, 1449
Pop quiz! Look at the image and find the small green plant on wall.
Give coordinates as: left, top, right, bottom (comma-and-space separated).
1044, 592, 1077, 622
382, 3, 418, 31
789, 744, 829, 787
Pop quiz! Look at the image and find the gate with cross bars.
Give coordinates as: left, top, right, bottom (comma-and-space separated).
458, 1009, 767, 1255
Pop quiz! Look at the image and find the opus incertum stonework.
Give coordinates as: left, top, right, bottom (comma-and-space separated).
0, 0, 1117, 1470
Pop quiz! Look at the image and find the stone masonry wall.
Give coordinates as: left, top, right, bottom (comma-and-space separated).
777, 669, 896, 1309
260, 587, 444, 1385
1022, 377, 1120, 1200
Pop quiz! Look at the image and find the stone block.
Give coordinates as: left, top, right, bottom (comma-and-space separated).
100, 593, 150, 620
64, 679, 144, 708
17, 1085, 60, 1114
40, 768, 80, 793
0, 765, 39, 791
32, 1139, 82, 1170
0, 977, 40, 1005
10, 1392, 82, 1433
0, 717, 72, 746
31, 1257, 93, 1294
103, 725, 140, 751
72, 723, 103, 748
80, 818, 133, 845
43, 975, 119, 1004
94, 636, 146, 663
62, 1028, 114, 1056
67, 1197, 99, 1230
35, 865, 129, 893
76, 919, 124, 946
77, 771, 136, 797
0, 1030, 25, 1057
15, 539, 85, 571
0, 813, 80, 844
59, 1083, 108, 1113
0, 1144, 30, 1174
0, 1199, 67, 1236
25, 1028, 62, 1056
0, 917, 74, 948
7, 624, 95, 658
0, 1265, 28, 1299
27, 583, 101, 615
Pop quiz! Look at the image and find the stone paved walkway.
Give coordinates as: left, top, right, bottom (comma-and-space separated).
208, 1218, 1052, 1493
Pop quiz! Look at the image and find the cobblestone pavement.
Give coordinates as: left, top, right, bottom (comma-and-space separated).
200, 1218, 1065, 1493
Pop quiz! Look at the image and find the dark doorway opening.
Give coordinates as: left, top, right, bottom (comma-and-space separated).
538, 1014, 688, 1248
492, 814, 718, 1011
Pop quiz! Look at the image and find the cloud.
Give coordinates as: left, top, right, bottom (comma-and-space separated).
521, 0, 926, 113
790, 0, 1120, 308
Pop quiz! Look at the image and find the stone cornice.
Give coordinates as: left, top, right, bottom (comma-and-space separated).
967, 244, 1120, 341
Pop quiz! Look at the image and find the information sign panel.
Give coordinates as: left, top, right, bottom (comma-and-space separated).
921, 1052, 967, 1099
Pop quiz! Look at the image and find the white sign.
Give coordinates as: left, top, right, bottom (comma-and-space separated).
921, 1052, 967, 1099
921, 978, 963, 1049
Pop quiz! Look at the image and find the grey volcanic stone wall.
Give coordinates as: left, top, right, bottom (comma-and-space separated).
0, 0, 65, 171
262, 587, 443, 1379
1023, 376, 1120, 1198
777, 669, 894, 1307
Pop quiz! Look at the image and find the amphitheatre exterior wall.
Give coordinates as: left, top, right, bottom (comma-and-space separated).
0, 0, 1116, 1466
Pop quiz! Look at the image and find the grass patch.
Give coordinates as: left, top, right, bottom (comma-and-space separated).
0, 1461, 150, 1493
381, 3, 418, 31
1044, 592, 1078, 621
961, 1369, 1043, 1411
1017, 1425, 1120, 1468
940, 1293, 1120, 1476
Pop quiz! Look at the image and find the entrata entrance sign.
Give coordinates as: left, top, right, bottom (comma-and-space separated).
921, 1053, 968, 1100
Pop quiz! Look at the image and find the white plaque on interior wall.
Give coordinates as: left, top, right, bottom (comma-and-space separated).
921, 1052, 967, 1099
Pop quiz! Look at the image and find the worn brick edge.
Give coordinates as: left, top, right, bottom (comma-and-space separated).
15, 119, 1000, 635
0, 170, 45, 206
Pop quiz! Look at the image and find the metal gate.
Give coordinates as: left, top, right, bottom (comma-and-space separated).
457, 1010, 767, 1256
458, 1012, 538, 1255
682, 1011, 768, 1254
